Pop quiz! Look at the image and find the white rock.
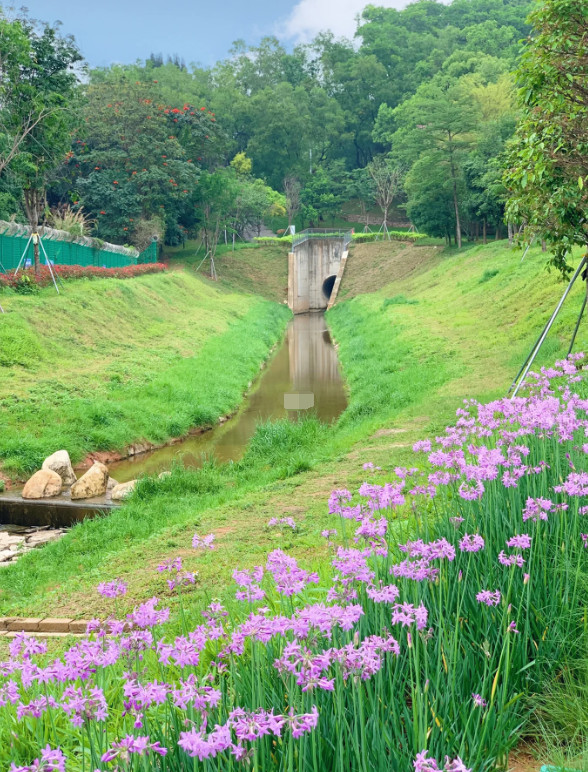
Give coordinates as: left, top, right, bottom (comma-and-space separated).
106, 477, 119, 492
0, 533, 25, 549
22, 469, 62, 499
71, 462, 109, 500
42, 450, 77, 486
111, 480, 137, 501
25, 530, 63, 547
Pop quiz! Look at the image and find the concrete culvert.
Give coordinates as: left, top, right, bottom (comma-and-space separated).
322, 275, 337, 300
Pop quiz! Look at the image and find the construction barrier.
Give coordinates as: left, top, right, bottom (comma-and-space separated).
0, 225, 157, 272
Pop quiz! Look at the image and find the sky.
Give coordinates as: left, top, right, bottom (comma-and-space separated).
21, 0, 411, 69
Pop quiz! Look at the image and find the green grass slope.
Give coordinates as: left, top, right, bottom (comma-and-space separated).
0, 270, 290, 476
1, 239, 586, 619
164, 242, 289, 302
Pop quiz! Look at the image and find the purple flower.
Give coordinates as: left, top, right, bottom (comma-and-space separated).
267, 549, 319, 596
366, 583, 400, 604
459, 533, 485, 553
498, 551, 525, 568
457, 480, 484, 501
61, 685, 108, 727
391, 602, 428, 630
522, 497, 553, 522
193, 532, 215, 550
178, 725, 231, 760
506, 534, 532, 549
127, 597, 170, 629
268, 517, 296, 530
414, 750, 440, 771
476, 589, 501, 607
445, 758, 472, 772
472, 693, 487, 707
101, 735, 167, 762
10, 746, 66, 772
233, 566, 265, 602
97, 579, 127, 598
582, 534, 588, 548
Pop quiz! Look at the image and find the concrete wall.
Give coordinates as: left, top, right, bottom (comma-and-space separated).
288, 238, 344, 314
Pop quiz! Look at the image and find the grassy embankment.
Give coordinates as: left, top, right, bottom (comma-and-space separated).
0, 238, 585, 626
0, 267, 290, 478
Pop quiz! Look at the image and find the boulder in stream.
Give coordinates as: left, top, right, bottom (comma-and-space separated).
106, 477, 119, 492
22, 469, 62, 500
42, 450, 77, 486
71, 462, 109, 500
111, 480, 136, 501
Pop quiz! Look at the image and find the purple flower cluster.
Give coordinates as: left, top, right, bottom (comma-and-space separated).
268, 516, 296, 529
233, 566, 265, 602
414, 750, 471, 772
476, 589, 501, 607
10, 746, 65, 772
97, 579, 127, 598
192, 532, 215, 550
157, 557, 197, 591
101, 735, 167, 762
178, 706, 319, 760
266, 549, 319, 596
5, 354, 588, 772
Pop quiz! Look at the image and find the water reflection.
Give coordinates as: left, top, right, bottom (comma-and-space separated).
109, 312, 347, 482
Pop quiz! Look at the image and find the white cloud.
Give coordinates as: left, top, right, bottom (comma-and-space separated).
281, 0, 409, 44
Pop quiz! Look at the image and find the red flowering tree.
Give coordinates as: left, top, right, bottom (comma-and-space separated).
63, 78, 225, 245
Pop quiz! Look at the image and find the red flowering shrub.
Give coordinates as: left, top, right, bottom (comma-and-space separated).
0, 262, 167, 289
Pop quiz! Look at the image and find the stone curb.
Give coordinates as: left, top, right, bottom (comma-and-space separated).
0, 617, 91, 634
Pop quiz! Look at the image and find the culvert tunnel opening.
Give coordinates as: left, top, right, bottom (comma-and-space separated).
322, 274, 337, 301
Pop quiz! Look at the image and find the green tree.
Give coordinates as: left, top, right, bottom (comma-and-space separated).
300, 167, 343, 226
504, 0, 588, 275
0, 11, 83, 272
230, 152, 252, 176
391, 73, 480, 247
67, 76, 222, 245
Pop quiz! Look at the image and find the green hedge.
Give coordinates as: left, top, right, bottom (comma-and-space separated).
351, 231, 426, 243
253, 232, 426, 247
254, 236, 293, 246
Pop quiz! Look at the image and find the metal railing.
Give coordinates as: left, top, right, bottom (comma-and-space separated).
292, 228, 353, 251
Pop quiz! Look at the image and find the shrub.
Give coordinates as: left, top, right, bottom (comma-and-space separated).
253, 235, 293, 246
12, 274, 39, 295
479, 268, 500, 283
351, 231, 427, 243
382, 294, 418, 309
0, 262, 167, 290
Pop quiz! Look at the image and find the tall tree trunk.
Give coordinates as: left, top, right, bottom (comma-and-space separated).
483, 219, 487, 244
450, 167, 461, 249
508, 221, 514, 246
23, 188, 44, 276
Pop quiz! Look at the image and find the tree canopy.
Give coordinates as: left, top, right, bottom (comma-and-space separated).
0, 0, 537, 247
504, 0, 588, 275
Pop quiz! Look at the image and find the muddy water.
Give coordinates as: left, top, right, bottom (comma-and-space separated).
109, 313, 347, 482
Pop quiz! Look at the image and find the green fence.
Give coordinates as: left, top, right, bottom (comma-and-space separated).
0, 232, 158, 272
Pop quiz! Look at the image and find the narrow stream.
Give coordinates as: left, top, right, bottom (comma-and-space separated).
108, 312, 347, 482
